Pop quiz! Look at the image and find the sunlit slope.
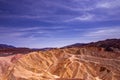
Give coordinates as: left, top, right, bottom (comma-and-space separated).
2, 47, 120, 80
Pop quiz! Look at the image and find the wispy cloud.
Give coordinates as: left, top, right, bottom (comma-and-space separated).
64, 13, 95, 22
96, 0, 120, 9
84, 27, 120, 38
0, 15, 46, 19
0, 26, 71, 39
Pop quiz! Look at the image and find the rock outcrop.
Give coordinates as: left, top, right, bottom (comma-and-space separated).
0, 54, 23, 79
2, 47, 120, 80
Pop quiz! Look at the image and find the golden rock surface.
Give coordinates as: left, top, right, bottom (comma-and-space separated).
2, 47, 120, 80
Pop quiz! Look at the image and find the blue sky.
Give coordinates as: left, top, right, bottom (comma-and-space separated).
0, 0, 120, 48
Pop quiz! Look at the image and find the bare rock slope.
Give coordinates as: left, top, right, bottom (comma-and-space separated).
2, 47, 120, 80
0, 54, 23, 79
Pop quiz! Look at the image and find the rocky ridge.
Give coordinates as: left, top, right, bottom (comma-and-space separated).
2, 47, 120, 80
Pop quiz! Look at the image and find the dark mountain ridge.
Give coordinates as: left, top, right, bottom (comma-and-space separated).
62, 38, 120, 52
0, 44, 15, 49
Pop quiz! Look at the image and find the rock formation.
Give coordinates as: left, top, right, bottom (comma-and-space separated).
2, 47, 120, 80
0, 54, 23, 79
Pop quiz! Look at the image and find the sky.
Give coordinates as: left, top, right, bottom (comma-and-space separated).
0, 0, 120, 48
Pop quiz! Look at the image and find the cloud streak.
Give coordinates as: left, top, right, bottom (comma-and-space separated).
84, 27, 120, 38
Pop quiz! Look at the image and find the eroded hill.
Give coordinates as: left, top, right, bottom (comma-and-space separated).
2, 47, 120, 80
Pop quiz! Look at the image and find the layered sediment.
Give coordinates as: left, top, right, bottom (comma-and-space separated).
2, 47, 120, 80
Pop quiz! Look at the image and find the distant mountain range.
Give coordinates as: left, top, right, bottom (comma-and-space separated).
87, 39, 120, 51
0, 38, 120, 56
1, 38, 120, 49
0, 44, 36, 56
0, 44, 15, 49
0, 44, 55, 56
62, 38, 120, 52
62, 43, 86, 48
